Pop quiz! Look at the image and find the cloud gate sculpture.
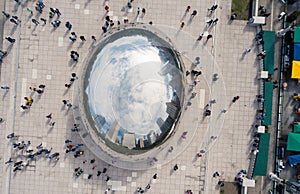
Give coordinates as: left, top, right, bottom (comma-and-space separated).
76, 26, 186, 169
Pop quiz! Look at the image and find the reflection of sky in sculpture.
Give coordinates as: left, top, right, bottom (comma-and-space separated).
86, 33, 182, 140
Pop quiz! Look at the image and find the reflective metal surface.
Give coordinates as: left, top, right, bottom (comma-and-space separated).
85, 28, 184, 151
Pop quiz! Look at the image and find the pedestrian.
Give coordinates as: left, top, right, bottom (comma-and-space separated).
142, 8, 146, 15
208, 4, 218, 12
259, 6, 267, 14
105, 176, 110, 182
13, 166, 22, 172
230, 13, 237, 20
104, 5, 109, 12
205, 109, 211, 116
153, 173, 157, 179
5, 158, 13, 164
38, 0, 45, 9
55, 8, 61, 16
97, 171, 102, 176
207, 34, 213, 40
92, 165, 97, 170
20, 105, 28, 110
137, 7, 140, 15
65, 139, 72, 144
51, 20, 61, 27
35, 5, 42, 13
1, 85, 10, 90
137, 187, 144, 193
26, 8, 33, 15
127, 2, 132, 9
62, 100, 68, 105
74, 167, 80, 172
213, 171, 220, 177
65, 21, 72, 30
10, 18, 18, 25
257, 51, 266, 59
185, 6, 190, 13
173, 164, 179, 171
146, 184, 150, 189
181, 131, 187, 139
76, 144, 83, 148
69, 36, 76, 41
232, 96, 240, 103
102, 168, 107, 173
197, 153, 202, 157
46, 113, 52, 119
180, 22, 185, 29
90, 159, 95, 164
206, 19, 213, 26
14, 161, 23, 167
91, 36, 96, 41
88, 174, 92, 179
80, 36, 86, 41
14, 0, 21, 5
7, 133, 15, 139
213, 18, 219, 25
49, 121, 55, 127
49, 10, 55, 18
40, 18, 47, 24
29, 86, 37, 91
66, 103, 72, 108
191, 10, 197, 17
197, 33, 204, 41
32, 19, 39, 25
38, 84, 45, 89
65, 83, 71, 88
2, 11, 10, 18
36, 89, 43, 94
71, 73, 77, 80
102, 26, 107, 33
244, 48, 251, 54
109, 21, 114, 28
210, 99, 216, 104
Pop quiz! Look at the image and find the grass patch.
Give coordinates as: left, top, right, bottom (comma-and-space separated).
231, 0, 251, 20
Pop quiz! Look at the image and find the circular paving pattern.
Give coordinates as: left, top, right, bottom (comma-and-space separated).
74, 24, 221, 170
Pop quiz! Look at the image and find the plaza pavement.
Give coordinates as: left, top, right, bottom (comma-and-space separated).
0, 0, 262, 193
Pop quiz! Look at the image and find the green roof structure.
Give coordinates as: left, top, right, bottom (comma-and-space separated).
263, 31, 275, 75
294, 124, 300, 133
294, 26, 300, 43
253, 133, 270, 176
287, 132, 300, 152
262, 81, 273, 126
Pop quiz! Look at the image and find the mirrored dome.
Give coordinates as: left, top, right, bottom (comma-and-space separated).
84, 28, 184, 153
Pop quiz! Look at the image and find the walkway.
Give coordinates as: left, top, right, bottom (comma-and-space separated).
0, 0, 259, 193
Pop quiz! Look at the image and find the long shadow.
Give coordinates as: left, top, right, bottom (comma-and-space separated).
64, 30, 70, 38
187, 17, 193, 26
77, 42, 84, 49
31, 24, 38, 33
10, 25, 18, 35
181, 12, 187, 21
84, 0, 92, 8
5, 44, 14, 54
